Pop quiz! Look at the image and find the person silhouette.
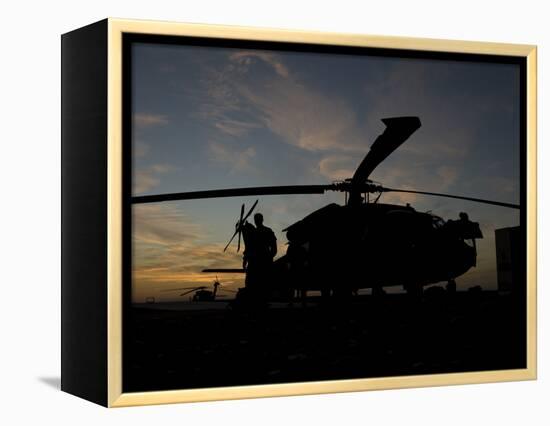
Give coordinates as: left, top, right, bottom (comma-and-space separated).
242, 213, 277, 298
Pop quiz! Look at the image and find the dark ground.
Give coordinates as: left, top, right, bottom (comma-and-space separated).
124, 290, 526, 392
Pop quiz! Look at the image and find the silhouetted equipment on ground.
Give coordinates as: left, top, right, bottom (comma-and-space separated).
495, 226, 523, 295
132, 116, 520, 300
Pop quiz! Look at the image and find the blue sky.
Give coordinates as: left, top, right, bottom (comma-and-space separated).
131, 42, 521, 303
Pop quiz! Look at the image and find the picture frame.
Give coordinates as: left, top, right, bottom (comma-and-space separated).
61, 18, 537, 407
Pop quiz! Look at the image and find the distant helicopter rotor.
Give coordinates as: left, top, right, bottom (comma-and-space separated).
160, 286, 208, 297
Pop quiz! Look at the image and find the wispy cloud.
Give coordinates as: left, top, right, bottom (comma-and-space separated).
133, 113, 169, 128
208, 142, 256, 173
133, 204, 201, 246
236, 79, 362, 152
133, 163, 175, 194
131, 45, 521, 295
214, 118, 261, 137
196, 51, 366, 153
132, 204, 244, 302
318, 155, 356, 181
229, 51, 290, 78
134, 140, 150, 158
195, 52, 516, 211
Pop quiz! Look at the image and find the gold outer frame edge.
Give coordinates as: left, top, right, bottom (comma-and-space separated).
526, 47, 537, 381
106, 17, 537, 408
107, 19, 123, 406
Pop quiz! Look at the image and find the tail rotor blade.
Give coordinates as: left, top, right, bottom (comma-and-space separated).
242, 199, 259, 223
238, 199, 258, 253
223, 229, 239, 252
237, 203, 245, 252
223, 203, 247, 252
224, 200, 259, 252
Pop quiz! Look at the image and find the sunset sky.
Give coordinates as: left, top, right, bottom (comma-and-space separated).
131, 42, 521, 303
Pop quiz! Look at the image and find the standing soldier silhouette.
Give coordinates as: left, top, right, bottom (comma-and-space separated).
241, 213, 277, 301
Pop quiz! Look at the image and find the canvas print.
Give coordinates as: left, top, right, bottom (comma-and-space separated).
124, 37, 525, 392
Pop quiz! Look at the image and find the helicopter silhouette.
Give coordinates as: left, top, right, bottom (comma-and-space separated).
161, 277, 238, 302
133, 116, 519, 299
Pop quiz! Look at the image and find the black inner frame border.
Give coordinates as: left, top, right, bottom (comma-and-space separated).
121, 32, 528, 392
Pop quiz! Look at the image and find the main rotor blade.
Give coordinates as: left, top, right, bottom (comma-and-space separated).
180, 288, 203, 297
161, 286, 205, 292
132, 185, 330, 204
352, 116, 421, 184
236, 203, 245, 253
202, 268, 246, 273
382, 187, 520, 209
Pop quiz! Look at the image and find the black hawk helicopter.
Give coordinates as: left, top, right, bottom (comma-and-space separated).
161, 277, 238, 302
133, 117, 519, 298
